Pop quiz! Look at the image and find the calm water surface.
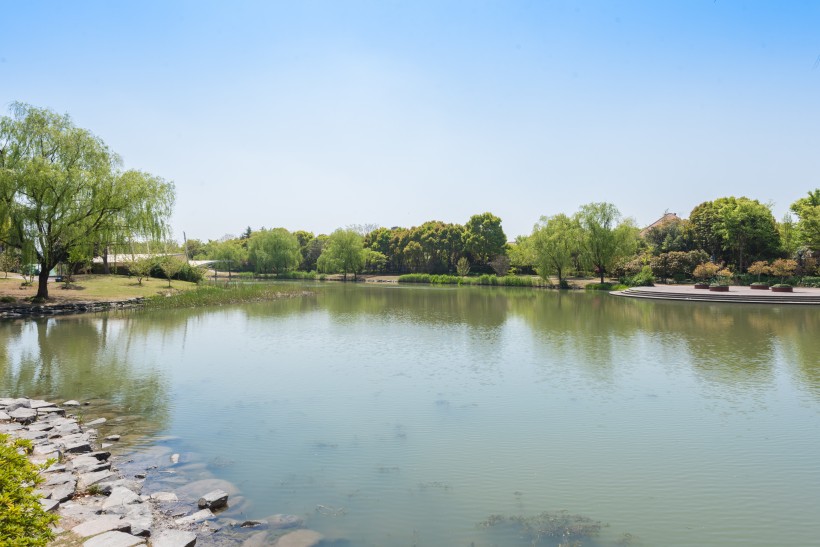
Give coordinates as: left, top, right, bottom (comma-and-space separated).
2, 283, 819, 546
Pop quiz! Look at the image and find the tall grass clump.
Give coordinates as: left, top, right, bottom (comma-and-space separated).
398, 274, 549, 287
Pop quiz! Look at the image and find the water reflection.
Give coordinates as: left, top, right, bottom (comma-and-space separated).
0, 314, 171, 437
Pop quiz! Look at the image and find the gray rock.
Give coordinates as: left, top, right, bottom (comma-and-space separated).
197, 489, 228, 510
273, 530, 324, 547
42, 481, 77, 502
65, 440, 92, 454
85, 417, 107, 426
39, 498, 60, 513
43, 472, 74, 486
152, 529, 197, 547
82, 530, 146, 547
174, 508, 214, 526
29, 399, 56, 409
102, 486, 142, 510
105, 434, 121, 441
71, 515, 130, 538
0, 411, 11, 421
9, 407, 37, 424
77, 470, 116, 491
63, 400, 81, 406
120, 504, 153, 537
170, 453, 180, 464
37, 407, 66, 416
150, 491, 178, 502
19, 429, 49, 441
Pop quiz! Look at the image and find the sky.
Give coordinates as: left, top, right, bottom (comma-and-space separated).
2, 0, 819, 241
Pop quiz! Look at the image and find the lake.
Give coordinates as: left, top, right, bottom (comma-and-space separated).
2, 283, 819, 546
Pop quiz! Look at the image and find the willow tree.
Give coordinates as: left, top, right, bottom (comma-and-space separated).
317, 228, 365, 280
0, 103, 174, 299
576, 202, 638, 283
531, 213, 582, 288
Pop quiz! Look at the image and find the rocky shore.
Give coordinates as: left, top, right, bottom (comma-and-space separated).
0, 298, 147, 319
0, 397, 327, 547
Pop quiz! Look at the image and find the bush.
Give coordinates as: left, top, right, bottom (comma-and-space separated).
0, 434, 58, 545
798, 276, 820, 288
624, 265, 654, 287
771, 283, 792, 288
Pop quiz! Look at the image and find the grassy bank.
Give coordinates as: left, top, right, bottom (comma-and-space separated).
142, 282, 311, 310
0, 275, 198, 304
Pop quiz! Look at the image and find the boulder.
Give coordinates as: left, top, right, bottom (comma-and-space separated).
85, 417, 107, 427
0, 411, 11, 421
63, 400, 81, 407
197, 489, 228, 510
77, 470, 116, 491
150, 491, 178, 502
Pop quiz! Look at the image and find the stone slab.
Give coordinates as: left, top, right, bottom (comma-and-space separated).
72, 515, 130, 538
152, 529, 197, 547
83, 530, 145, 547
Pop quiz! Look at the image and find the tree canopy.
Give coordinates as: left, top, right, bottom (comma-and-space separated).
576, 202, 638, 283
790, 189, 820, 251
317, 228, 365, 280
247, 228, 301, 274
463, 212, 507, 264
0, 103, 174, 298
530, 214, 581, 287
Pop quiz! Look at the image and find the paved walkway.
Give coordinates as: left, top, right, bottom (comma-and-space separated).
612, 284, 820, 305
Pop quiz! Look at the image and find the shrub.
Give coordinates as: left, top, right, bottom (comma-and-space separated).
693, 262, 720, 282
0, 434, 58, 545
798, 276, 820, 288
624, 265, 654, 287
650, 250, 709, 282
456, 257, 470, 277
585, 282, 628, 291
770, 258, 798, 283
771, 283, 792, 288
747, 260, 770, 280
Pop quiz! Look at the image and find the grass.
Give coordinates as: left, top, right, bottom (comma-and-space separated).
0, 274, 198, 303
142, 282, 311, 310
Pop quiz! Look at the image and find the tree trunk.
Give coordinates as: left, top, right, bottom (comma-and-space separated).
36, 265, 50, 299
103, 246, 110, 275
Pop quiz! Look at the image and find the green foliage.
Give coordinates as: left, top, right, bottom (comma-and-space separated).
248, 228, 301, 274
649, 250, 709, 282
0, 103, 174, 299
463, 212, 507, 265
274, 271, 326, 280
530, 213, 581, 286
456, 256, 470, 277
624, 265, 655, 287
576, 203, 639, 283
0, 433, 58, 546
642, 215, 693, 253
156, 255, 185, 287
790, 189, 820, 251
689, 197, 781, 270
317, 228, 365, 280
0, 249, 19, 278
129, 257, 155, 285
208, 239, 248, 277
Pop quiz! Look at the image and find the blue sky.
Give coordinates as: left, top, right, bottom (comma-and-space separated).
2, 1, 819, 241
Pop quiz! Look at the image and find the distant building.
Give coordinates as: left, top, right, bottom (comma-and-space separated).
640, 212, 680, 237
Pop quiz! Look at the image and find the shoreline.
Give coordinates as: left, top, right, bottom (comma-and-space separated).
1, 396, 325, 547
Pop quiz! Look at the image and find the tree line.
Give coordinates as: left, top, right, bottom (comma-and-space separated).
186, 191, 819, 285
2, 103, 818, 295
